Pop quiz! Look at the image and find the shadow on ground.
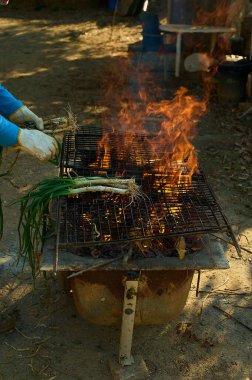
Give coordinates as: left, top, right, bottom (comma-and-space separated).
0, 7, 251, 380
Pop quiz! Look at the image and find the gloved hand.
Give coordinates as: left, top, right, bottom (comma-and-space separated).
18, 129, 58, 162
9, 106, 44, 131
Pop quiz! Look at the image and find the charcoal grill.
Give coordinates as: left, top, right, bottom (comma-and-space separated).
41, 126, 238, 376
56, 128, 240, 254
42, 126, 238, 319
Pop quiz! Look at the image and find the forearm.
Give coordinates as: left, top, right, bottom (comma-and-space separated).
0, 84, 23, 118
0, 115, 20, 146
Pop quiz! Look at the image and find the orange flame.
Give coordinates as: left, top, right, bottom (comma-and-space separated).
194, 1, 230, 27
193, 0, 244, 60
194, 0, 243, 27
96, 59, 206, 185
147, 87, 206, 183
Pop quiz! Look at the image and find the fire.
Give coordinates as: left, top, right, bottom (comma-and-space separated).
96, 59, 206, 186
194, 0, 244, 27
194, 1, 230, 27
193, 0, 244, 60
146, 87, 206, 183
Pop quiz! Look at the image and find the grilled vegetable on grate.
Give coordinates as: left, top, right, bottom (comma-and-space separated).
14, 176, 141, 277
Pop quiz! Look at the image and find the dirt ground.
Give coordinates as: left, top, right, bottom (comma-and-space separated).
0, 5, 252, 380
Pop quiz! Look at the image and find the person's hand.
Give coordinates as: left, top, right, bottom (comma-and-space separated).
9, 106, 44, 130
18, 129, 58, 161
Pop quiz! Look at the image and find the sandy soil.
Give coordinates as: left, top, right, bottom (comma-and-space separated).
0, 6, 252, 380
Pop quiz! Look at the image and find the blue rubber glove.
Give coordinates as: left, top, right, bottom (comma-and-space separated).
0, 84, 23, 119
0, 115, 19, 146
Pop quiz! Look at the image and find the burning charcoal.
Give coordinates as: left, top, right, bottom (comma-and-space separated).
89, 247, 99, 257
97, 244, 124, 258
122, 243, 133, 265
144, 249, 157, 258
133, 239, 152, 256
164, 249, 178, 257
185, 236, 203, 251
174, 237, 186, 260
66, 247, 89, 257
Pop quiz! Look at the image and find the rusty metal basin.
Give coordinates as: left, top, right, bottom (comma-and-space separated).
70, 269, 194, 325
41, 237, 229, 326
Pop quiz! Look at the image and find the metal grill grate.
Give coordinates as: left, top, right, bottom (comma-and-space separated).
60, 127, 176, 177
57, 128, 239, 251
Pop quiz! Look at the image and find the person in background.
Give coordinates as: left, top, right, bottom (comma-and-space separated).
0, 0, 57, 333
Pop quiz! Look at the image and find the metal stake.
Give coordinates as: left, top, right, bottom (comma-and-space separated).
53, 197, 61, 273
119, 279, 139, 366
196, 270, 201, 297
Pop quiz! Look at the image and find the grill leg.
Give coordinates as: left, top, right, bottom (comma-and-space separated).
119, 280, 139, 366
109, 277, 149, 380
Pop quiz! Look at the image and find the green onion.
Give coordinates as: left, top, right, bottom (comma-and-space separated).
48, 138, 62, 167
14, 176, 141, 277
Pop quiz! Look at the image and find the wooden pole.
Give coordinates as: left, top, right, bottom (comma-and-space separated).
119, 280, 139, 366
175, 33, 182, 77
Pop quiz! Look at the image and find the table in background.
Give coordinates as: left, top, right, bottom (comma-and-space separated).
159, 24, 236, 77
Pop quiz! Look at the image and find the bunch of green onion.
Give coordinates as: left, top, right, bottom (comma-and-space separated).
15, 176, 141, 277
